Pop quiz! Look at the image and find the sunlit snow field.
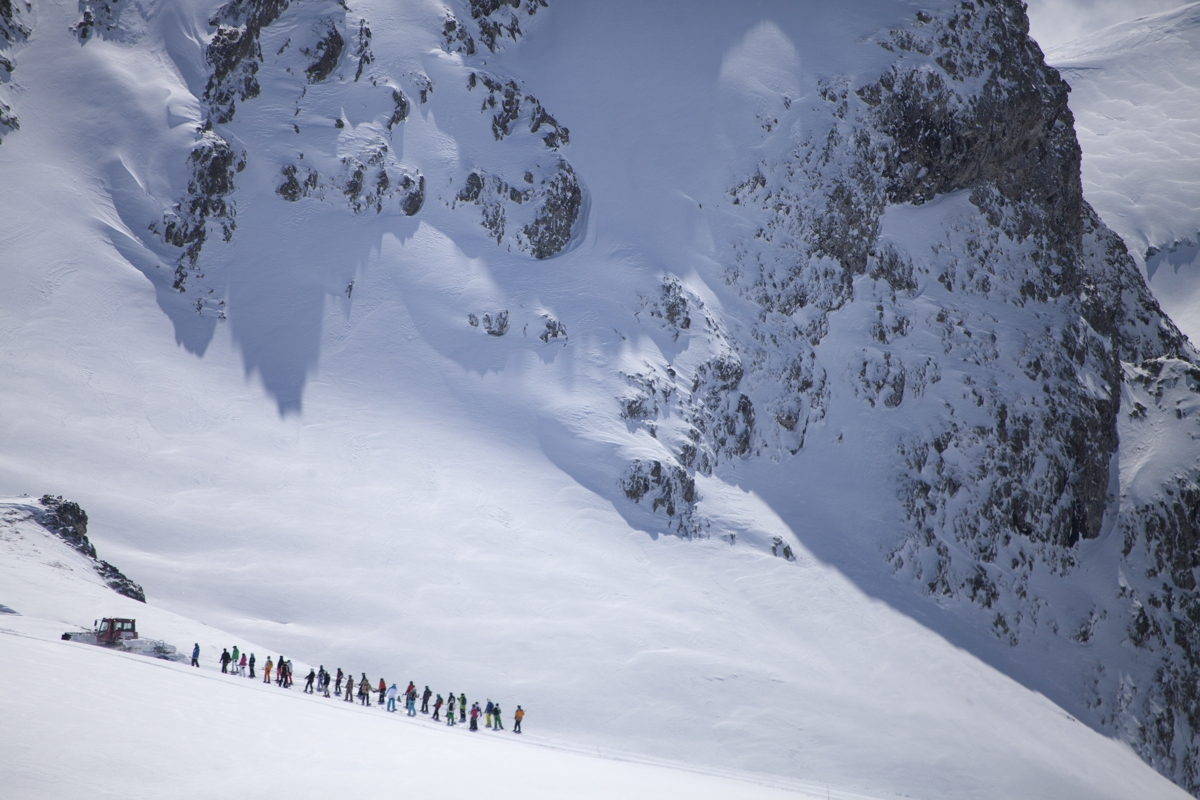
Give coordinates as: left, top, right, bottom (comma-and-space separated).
0, 0, 1196, 797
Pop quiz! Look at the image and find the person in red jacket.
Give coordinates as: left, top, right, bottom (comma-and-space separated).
469, 702, 481, 731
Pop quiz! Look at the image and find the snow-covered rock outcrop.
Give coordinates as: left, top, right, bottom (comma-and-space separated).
4, 0, 1200, 796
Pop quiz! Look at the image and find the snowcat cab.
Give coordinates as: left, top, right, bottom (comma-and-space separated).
62, 617, 138, 646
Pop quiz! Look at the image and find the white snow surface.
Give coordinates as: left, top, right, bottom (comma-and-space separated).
0, 1, 1191, 797
1048, 3, 1200, 338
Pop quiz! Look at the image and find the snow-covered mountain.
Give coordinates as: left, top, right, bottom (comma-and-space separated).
1047, 3, 1200, 339
3, 0, 1200, 796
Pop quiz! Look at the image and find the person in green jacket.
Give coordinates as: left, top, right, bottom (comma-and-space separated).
459, 693, 467, 723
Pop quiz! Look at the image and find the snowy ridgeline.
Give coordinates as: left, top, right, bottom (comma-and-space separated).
3, 0, 1200, 797
1048, 2, 1200, 341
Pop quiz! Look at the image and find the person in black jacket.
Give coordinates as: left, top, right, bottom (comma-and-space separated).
220, 648, 231, 673
421, 685, 432, 714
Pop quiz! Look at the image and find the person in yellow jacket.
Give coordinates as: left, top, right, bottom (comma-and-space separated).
514, 706, 524, 734
263, 656, 274, 684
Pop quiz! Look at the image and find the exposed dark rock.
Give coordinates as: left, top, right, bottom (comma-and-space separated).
304, 22, 344, 83
387, 89, 409, 129
470, 71, 568, 149
36, 496, 145, 603
0, 0, 31, 45
276, 163, 317, 201
153, 131, 246, 290
619, 459, 702, 538
453, 161, 581, 259
0, 0, 29, 142
539, 314, 566, 342
399, 174, 424, 216
482, 310, 508, 336
520, 160, 580, 259
351, 18, 372, 82
204, 0, 290, 125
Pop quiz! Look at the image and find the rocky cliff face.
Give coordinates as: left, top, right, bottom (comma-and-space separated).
35, 495, 145, 602
608, 0, 1200, 793
12, 0, 1200, 792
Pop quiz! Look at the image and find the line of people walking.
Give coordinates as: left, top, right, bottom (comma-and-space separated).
200, 644, 525, 734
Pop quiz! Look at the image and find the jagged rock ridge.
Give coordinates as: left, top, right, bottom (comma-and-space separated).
36, 495, 145, 602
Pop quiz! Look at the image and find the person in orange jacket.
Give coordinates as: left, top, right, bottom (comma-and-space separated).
514, 705, 524, 734
377, 678, 386, 706
263, 656, 274, 684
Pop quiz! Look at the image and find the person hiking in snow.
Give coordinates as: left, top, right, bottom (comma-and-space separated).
359, 674, 372, 706
191, 643, 200, 668
322, 670, 332, 698
421, 685, 432, 714
432, 693, 443, 721
220, 648, 232, 674
335, 668, 343, 695
276, 655, 286, 686
249, 652, 256, 679
344, 676, 355, 702
238, 652, 247, 676
377, 678, 387, 706
484, 699, 493, 729
406, 684, 418, 716
304, 669, 316, 694
469, 702, 480, 731
263, 656, 274, 684
492, 702, 503, 730
514, 706, 524, 734
459, 693, 467, 723
446, 693, 456, 726
231, 645, 239, 670
386, 683, 398, 712
285, 660, 294, 688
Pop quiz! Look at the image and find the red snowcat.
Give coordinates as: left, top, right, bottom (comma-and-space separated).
62, 617, 138, 646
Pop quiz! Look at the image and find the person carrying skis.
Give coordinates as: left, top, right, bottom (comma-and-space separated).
484, 700, 493, 729
469, 702, 480, 731
304, 669, 316, 694
492, 702, 503, 730
377, 678, 387, 706
248, 653, 256, 679
421, 685, 432, 714
386, 683, 398, 712
514, 706, 524, 734
359, 674, 371, 706
238, 653, 247, 677
191, 643, 200, 668
446, 693, 456, 726
263, 656, 274, 684
220, 648, 232, 674
459, 693, 467, 723
432, 693, 443, 721
335, 668, 343, 695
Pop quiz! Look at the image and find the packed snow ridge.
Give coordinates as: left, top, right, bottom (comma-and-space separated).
3, 0, 1200, 797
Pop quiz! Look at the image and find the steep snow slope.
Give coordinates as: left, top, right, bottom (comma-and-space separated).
4, 0, 1200, 796
1047, 3, 1200, 337
1, 496, 1188, 800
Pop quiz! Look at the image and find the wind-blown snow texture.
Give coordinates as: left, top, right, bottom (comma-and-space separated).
3, 0, 1200, 796
1047, 3, 1200, 343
